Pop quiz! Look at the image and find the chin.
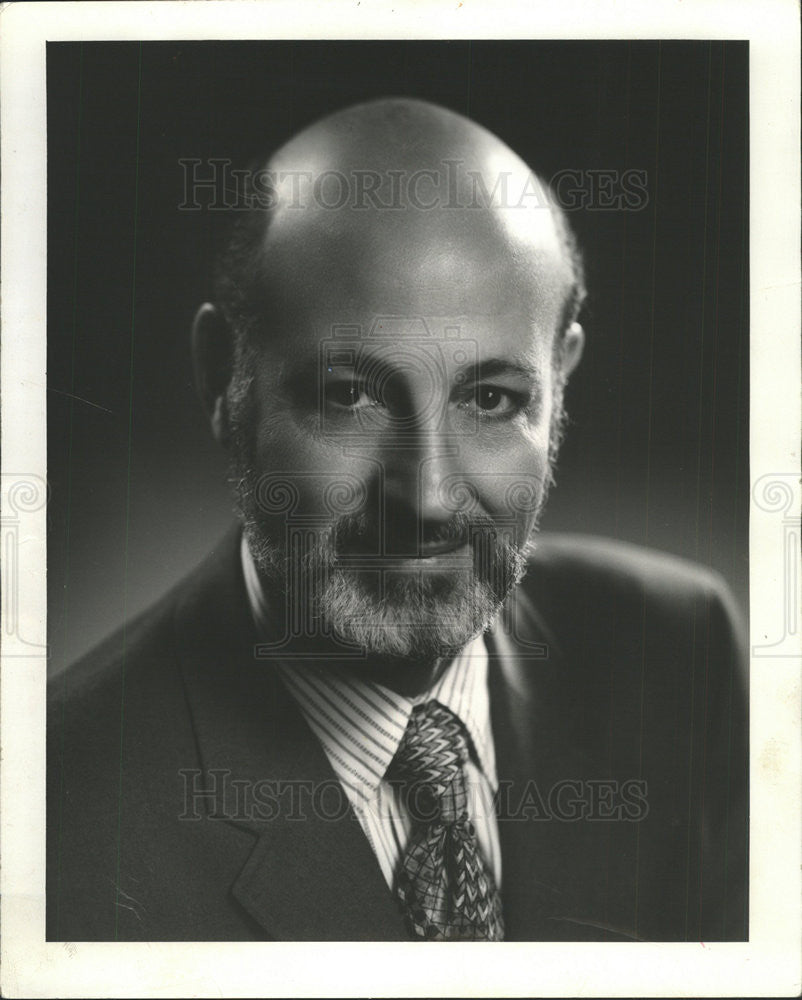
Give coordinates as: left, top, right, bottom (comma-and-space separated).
317, 567, 505, 661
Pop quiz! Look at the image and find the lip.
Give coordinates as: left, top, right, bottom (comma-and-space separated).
415, 539, 469, 557
393, 542, 473, 567
334, 542, 471, 568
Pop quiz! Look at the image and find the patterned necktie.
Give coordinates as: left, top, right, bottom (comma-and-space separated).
388, 700, 504, 941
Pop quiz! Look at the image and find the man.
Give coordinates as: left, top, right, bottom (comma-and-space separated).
47, 98, 748, 942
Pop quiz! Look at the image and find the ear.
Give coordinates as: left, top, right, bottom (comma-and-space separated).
191, 303, 234, 446
559, 321, 585, 379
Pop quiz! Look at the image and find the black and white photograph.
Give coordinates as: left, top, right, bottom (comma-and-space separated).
46, 37, 750, 944
1, 2, 800, 997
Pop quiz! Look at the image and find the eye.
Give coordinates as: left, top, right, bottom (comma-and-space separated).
327, 380, 381, 410
470, 384, 525, 417
476, 386, 505, 411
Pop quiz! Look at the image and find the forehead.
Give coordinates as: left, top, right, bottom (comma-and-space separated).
251, 205, 571, 368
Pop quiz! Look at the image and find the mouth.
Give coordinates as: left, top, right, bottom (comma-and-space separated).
334, 541, 473, 569
415, 539, 470, 558
400, 541, 474, 569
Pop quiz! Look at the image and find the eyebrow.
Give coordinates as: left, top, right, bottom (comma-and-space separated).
457, 357, 543, 383
280, 351, 544, 391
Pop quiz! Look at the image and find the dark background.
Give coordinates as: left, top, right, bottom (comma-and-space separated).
47, 40, 749, 674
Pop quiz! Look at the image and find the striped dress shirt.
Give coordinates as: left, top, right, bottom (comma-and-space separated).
241, 535, 502, 890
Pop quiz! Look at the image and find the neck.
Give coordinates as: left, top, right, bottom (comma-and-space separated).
340, 653, 454, 698
268, 620, 456, 697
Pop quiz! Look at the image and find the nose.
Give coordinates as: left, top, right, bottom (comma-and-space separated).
380, 421, 466, 556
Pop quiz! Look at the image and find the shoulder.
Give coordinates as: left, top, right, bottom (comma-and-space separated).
47, 528, 247, 858
49, 586, 174, 707
509, 533, 748, 784
526, 532, 736, 607
48, 570, 187, 736
47, 526, 244, 725
521, 532, 745, 658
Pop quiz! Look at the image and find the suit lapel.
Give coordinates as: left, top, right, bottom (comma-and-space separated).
227, 688, 408, 941
488, 585, 594, 939
487, 588, 560, 939
174, 528, 406, 940
488, 583, 644, 942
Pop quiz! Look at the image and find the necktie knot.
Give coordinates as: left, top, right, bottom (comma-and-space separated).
388, 701, 470, 824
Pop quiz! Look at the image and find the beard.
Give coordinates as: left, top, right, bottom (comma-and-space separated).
226, 343, 567, 663
243, 508, 530, 661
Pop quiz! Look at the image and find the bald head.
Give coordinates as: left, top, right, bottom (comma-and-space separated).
214, 98, 585, 348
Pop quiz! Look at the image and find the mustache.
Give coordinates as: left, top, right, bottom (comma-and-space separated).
330, 510, 514, 557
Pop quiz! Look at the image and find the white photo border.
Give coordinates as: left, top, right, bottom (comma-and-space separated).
1, 1, 800, 996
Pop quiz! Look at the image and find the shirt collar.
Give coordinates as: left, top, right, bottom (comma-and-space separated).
240, 533, 497, 799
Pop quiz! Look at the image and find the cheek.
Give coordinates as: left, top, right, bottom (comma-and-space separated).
255, 416, 319, 475
462, 359, 556, 532
252, 413, 370, 522
461, 421, 552, 538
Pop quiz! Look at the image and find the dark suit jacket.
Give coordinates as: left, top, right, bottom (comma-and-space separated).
47, 527, 748, 941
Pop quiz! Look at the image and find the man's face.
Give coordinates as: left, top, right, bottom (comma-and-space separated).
228, 200, 574, 663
